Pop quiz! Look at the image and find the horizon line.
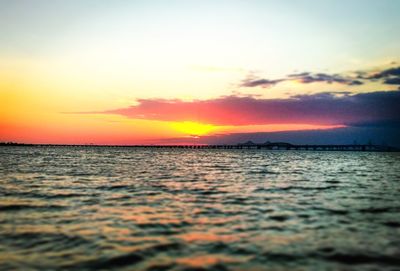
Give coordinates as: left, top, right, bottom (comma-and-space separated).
1, 141, 398, 151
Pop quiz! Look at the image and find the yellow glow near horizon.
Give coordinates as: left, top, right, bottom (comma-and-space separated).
170, 121, 217, 136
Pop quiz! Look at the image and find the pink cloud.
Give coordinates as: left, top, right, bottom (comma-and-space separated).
95, 91, 400, 126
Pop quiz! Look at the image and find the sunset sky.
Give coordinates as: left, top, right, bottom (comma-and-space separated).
1, 0, 400, 144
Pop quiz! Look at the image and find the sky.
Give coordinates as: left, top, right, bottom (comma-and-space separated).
1, 0, 400, 145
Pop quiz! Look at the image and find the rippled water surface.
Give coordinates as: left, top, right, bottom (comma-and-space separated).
1, 146, 400, 270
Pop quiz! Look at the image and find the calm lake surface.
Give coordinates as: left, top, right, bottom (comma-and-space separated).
1, 146, 400, 270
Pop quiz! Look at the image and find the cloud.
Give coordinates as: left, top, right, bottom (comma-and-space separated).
240, 78, 284, 88
96, 90, 400, 127
362, 66, 400, 86
384, 77, 400, 85
288, 72, 363, 85
151, 126, 400, 147
368, 67, 400, 79
240, 72, 363, 88
240, 65, 400, 89
204, 127, 400, 147
350, 120, 400, 128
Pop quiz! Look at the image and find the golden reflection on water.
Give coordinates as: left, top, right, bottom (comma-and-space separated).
178, 231, 239, 243
176, 254, 247, 267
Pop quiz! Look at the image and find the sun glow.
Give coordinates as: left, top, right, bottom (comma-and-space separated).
170, 121, 217, 136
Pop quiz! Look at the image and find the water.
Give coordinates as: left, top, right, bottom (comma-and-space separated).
1, 146, 400, 271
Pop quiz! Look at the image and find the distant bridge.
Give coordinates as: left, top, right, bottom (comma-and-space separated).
139, 142, 397, 152
1, 142, 398, 151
